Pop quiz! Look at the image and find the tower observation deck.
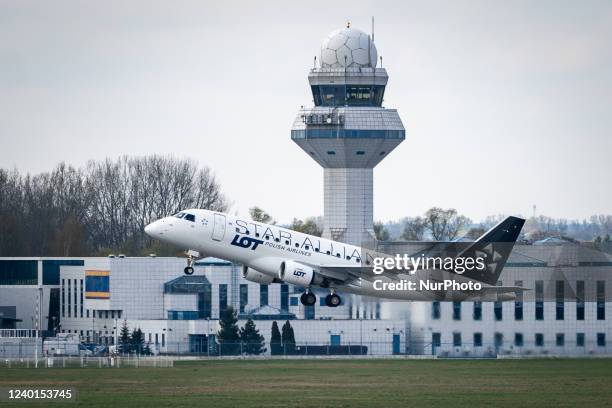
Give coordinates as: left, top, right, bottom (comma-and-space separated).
291, 25, 405, 246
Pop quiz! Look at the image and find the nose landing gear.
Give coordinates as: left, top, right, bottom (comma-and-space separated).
183, 250, 200, 275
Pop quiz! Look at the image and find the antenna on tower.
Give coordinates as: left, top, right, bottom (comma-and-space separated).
314, 55, 317, 69
371, 16, 375, 43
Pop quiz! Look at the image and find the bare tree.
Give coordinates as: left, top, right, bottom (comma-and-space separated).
0, 155, 228, 256
401, 216, 427, 241
249, 207, 275, 224
423, 207, 470, 241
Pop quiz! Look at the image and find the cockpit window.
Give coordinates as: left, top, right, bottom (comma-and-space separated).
184, 213, 196, 222
173, 212, 185, 219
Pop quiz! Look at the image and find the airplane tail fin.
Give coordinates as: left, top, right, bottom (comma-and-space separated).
458, 216, 525, 285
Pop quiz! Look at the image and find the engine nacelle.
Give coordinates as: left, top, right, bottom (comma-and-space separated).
279, 260, 324, 287
242, 266, 279, 284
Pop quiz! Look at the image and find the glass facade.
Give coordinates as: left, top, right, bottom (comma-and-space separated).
85, 275, 109, 293
291, 128, 404, 140
42, 259, 84, 285
311, 85, 385, 107
0, 260, 37, 285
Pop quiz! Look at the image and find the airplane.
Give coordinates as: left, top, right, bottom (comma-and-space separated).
144, 210, 526, 306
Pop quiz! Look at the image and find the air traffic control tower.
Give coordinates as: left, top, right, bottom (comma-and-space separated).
291, 24, 405, 246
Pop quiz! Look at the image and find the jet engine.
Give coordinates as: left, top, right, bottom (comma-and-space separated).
279, 260, 324, 287
242, 266, 280, 284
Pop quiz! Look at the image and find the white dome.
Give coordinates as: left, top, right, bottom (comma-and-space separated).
320, 27, 377, 68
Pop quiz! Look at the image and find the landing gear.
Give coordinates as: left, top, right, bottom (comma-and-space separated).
184, 250, 198, 275
325, 293, 341, 307
300, 290, 317, 306
325, 289, 341, 307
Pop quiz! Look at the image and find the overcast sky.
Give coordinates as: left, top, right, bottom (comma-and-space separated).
1, 0, 611, 224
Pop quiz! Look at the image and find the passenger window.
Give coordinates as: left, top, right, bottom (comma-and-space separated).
184, 214, 196, 222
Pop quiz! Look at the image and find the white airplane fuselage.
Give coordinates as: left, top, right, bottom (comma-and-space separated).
144, 209, 496, 302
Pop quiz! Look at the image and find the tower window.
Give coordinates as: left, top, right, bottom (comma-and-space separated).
356, 151, 365, 155
327, 151, 336, 155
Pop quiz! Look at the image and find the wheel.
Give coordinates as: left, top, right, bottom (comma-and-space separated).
184, 266, 194, 275
300, 292, 316, 306
325, 294, 341, 307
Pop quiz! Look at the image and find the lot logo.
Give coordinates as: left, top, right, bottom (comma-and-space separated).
231, 234, 264, 250
293, 270, 306, 278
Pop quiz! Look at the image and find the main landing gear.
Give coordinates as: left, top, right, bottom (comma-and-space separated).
300, 289, 342, 307
183, 250, 200, 275
300, 290, 316, 306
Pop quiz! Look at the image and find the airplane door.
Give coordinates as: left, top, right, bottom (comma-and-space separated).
211, 213, 226, 241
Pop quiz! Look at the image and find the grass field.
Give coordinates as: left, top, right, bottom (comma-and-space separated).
1, 359, 612, 407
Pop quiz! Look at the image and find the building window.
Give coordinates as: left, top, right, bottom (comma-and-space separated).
290, 297, 298, 306
597, 281, 605, 320
535, 333, 544, 347
239, 284, 248, 313
305, 305, 315, 320
0, 260, 38, 285
432, 333, 441, 349
576, 280, 585, 321
473, 332, 482, 347
260, 284, 269, 307
494, 302, 502, 321
67, 279, 71, 318
556, 280, 564, 320
576, 333, 585, 347
453, 332, 461, 347
452, 302, 461, 320
494, 332, 503, 348
514, 333, 524, 347
597, 333, 606, 347
535, 280, 544, 320
219, 284, 228, 314
281, 284, 289, 312
473, 302, 482, 320
61, 279, 65, 317
432, 302, 440, 319
556, 333, 565, 347
74, 279, 78, 317
80, 279, 84, 318
514, 280, 523, 320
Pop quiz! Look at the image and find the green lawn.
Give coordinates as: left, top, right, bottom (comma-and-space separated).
1, 359, 612, 407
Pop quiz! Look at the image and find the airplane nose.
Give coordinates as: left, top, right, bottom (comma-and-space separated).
145, 221, 160, 237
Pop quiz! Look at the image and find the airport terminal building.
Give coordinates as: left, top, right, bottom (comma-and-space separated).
1, 241, 611, 357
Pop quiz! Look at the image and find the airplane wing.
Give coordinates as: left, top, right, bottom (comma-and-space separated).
316, 264, 402, 282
